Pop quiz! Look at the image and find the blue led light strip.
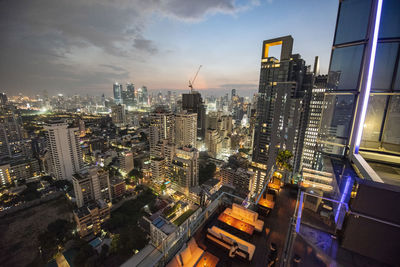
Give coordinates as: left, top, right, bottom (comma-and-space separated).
354, 0, 383, 153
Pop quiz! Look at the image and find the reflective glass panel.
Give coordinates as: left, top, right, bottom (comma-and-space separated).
371, 43, 398, 91
394, 66, 400, 91
360, 95, 387, 149
379, 0, 400, 39
382, 95, 400, 152
318, 94, 355, 156
328, 45, 364, 90
334, 0, 371, 45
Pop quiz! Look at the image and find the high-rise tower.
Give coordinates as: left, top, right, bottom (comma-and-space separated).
44, 121, 84, 180
113, 83, 123, 104
251, 36, 313, 192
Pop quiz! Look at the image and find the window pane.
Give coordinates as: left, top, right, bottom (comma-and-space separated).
334, 0, 371, 45
379, 0, 400, 39
318, 94, 355, 156
382, 95, 400, 152
372, 43, 398, 91
394, 67, 400, 91
328, 45, 364, 90
361, 95, 387, 149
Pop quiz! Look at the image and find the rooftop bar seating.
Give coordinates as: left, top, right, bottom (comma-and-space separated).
166, 238, 204, 267
206, 226, 256, 261
223, 203, 264, 232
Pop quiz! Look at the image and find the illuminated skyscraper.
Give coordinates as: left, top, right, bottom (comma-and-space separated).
251, 36, 313, 192
113, 82, 123, 104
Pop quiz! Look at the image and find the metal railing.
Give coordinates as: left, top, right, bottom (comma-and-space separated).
133, 191, 254, 267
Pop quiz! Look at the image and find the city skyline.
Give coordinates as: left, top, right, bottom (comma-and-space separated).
0, 0, 338, 96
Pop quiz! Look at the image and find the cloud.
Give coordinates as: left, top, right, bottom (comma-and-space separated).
100, 64, 127, 72
0, 0, 258, 95
133, 38, 158, 54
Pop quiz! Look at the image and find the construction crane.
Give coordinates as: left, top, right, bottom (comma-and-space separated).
188, 65, 202, 93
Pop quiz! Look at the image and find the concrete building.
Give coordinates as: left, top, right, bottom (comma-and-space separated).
72, 166, 111, 208
111, 104, 126, 125
44, 121, 84, 180
218, 166, 255, 195
118, 150, 134, 175
149, 108, 174, 158
0, 163, 11, 186
205, 128, 222, 158
73, 200, 110, 237
171, 146, 199, 194
175, 112, 197, 148
150, 157, 165, 182
110, 177, 126, 199
0, 104, 24, 159
182, 92, 206, 139
9, 158, 40, 181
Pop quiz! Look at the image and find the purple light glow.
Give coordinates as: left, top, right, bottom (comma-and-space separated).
354, 0, 383, 153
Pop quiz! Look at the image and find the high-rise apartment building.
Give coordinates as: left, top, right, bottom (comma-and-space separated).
113, 82, 123, 104
0, 164, 11, 186
0, 104, 24, 159
111, 104, 126, 125
72, 166, 111, 208
251, 36, 313, 192
171, 146, 199, 194
182, 92, 206, 139
302, 75, 328, 170
205, 128, 222, 158
175, 112, 197, 148
149, 108, 174, 157
118, 150, 134, 175
44, 121, 84, 180
218, 165, 255, 195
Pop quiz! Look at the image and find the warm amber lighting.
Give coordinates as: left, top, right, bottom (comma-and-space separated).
264, 41, 283, 58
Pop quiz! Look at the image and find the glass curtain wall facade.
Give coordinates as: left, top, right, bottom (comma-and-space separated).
318, 0, 400, 186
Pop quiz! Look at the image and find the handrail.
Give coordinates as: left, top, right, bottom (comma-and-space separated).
255, 166, 275, 204
348, 211, 400, 229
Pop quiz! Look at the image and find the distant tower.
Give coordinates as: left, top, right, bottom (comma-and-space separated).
0, 93, 8, 106
313, 56, 320, 76
231, 88, 237, 99
101, 93, 105, 106
113, 83, 123, 104
111, 104, 126, 126
0, 104, 23, 158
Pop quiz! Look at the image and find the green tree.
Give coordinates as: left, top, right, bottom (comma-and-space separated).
199, 162, 216, 185
276, 150, 293, 172
110, 234, 121, 254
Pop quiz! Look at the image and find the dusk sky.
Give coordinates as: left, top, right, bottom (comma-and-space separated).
0, 0, 338, 97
